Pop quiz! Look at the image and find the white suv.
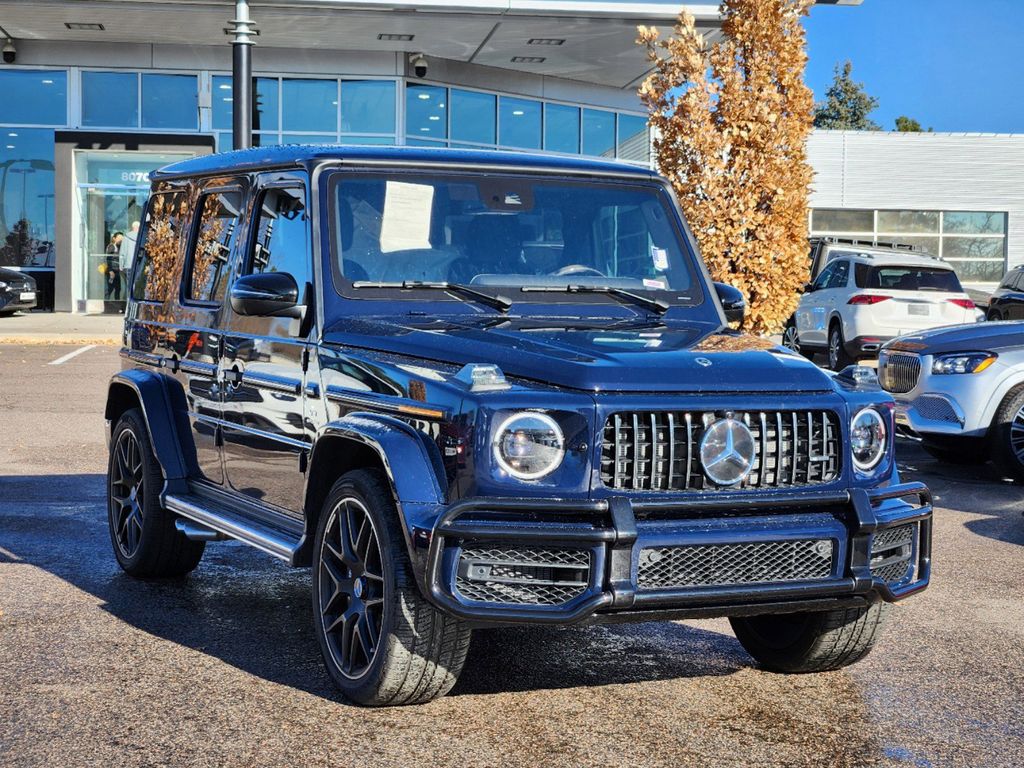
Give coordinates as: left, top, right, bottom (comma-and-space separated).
784, 250, 978, 370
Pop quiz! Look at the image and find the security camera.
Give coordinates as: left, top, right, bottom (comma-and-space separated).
2, 39, 15, 65
409, 53, 428, 79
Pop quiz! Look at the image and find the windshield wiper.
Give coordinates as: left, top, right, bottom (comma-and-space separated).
351, 281, 512, 313
521, 284, 670, 315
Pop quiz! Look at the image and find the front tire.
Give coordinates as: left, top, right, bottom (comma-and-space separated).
827, 323, 854, 371
920, 438, 989, 466
730, 602, 889, 673
782, 318, 810, 359
312, 469, 471, 706
990, 385, 1024, 482
107, 408, 205, 577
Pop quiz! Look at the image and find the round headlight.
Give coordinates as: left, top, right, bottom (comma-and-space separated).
850, 407, 887, 472
493, 412, 565, 480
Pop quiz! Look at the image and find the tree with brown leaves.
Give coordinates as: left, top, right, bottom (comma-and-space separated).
638, 0, 814, 334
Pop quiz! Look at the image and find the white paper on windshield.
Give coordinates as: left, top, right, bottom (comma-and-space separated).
651, 247, 669, 271
380, 181, 434, 253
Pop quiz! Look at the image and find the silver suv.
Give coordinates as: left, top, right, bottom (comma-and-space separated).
879, 321, 1024, 479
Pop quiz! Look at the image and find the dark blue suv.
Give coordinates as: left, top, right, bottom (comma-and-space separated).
105, 146, 931, 705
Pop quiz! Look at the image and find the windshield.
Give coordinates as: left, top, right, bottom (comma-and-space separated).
330, 172, 702, 304
854, 263, 963, 292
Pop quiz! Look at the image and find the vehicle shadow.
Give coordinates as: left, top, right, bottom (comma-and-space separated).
0, 473, 746, 702
896, 439, 1024, 547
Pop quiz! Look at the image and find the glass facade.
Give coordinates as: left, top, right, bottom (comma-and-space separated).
402, 82, 648, 163
811, 208, 1008, 283
0, 64, 649, 311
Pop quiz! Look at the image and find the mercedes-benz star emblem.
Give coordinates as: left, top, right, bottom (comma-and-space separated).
700, 417, 756, 486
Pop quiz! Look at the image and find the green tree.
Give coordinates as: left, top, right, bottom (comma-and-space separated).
813, 60, 879, 130
895, 115, 932, 132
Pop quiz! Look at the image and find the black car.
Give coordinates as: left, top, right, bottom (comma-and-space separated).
106, 145, 932, 706
987, 266, 1024, 321
0, 266, 38, 314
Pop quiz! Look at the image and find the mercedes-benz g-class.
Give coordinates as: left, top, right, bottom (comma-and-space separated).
106, 146, 932, 706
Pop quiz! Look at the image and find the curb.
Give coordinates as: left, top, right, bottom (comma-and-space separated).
0, 336, 121, 346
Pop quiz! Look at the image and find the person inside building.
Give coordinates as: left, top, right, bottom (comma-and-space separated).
105, 231, 123, 301
119, 220, 140, 281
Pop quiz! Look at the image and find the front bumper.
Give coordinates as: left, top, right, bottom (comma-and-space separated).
424, 483, 932, 625
0, 289, 37, 312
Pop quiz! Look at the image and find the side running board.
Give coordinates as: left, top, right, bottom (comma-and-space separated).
164, 493, 301, 562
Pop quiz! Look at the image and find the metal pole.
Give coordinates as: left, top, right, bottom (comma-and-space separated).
229, 0, 255, 150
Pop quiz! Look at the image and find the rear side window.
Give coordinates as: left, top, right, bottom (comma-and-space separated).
246, 186, 310, 287
187, 190, 242, 303
132, 191, 189, 302
856, 265, 962, 292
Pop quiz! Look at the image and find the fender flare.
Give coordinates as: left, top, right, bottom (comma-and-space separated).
295, 412, 448, 568
106, 369, 190, 484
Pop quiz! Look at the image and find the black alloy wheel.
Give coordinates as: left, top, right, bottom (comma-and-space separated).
318, 496, 386, 681
106, 408, 205, 578
109, 428, 145, 559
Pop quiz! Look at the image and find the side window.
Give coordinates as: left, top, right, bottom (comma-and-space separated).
854, 262, 871, 288
812, 263, 834, 290
187, 190, 243, 303
829, 259, 850, 289
132, 191, 188, 302
1011, 270, 1024, 291
246, 186, 310, 288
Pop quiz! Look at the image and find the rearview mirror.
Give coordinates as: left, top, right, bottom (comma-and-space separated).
714, 282, 747, 324
229, 272, 302, 318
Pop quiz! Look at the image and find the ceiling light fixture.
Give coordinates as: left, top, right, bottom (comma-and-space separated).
511, 56, 545, 64
527, 38, 564, 45
378, 33, 414, 41
65, 22, 105, 31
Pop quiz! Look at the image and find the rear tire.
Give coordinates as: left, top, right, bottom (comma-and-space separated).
312, 469, 471, 706
107, 408, 205, 578
827, 323, 854, 371
730, 602, 889, 673
990, 385, 1024, 482
987, 310, 1003, 322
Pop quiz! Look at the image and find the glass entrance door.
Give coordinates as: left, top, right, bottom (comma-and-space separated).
74, 151, 193, 313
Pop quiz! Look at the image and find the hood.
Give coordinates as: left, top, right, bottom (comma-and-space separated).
887, 321, 1024, 355
321, 315, 836, 394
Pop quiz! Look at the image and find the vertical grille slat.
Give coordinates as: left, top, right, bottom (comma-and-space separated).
881, 352, 921, 394
600, 409, 841, 492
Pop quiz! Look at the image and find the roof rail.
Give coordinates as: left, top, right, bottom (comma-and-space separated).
811, 236, 941, 259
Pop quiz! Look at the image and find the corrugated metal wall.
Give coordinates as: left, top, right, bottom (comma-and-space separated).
808, 130, 1024, 273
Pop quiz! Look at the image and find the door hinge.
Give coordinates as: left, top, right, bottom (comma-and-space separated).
301, 347, 310, 372
214, 424, 224, 448
299, 449, 309, 474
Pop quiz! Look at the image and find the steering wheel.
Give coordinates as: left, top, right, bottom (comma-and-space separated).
551, 264, 606, 278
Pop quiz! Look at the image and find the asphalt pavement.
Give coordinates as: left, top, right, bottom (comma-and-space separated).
1, 343, 1022, 768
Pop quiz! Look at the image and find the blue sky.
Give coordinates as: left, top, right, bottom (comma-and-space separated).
803, 0, 1024, 133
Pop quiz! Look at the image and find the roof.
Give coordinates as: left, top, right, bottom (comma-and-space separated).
153, 144, 661, 180
0, 1, 858, 89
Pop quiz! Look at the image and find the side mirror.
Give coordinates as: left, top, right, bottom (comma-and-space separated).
229, 272, 302, 318
803, 281, 817, 293
714, 281, 746, 324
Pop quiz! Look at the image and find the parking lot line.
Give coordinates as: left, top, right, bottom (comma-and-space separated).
48, 344, 97, 366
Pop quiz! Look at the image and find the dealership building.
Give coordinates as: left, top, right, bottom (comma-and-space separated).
0, 0, 1018, 312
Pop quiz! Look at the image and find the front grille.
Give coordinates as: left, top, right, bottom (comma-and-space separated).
600, 410, 841, 492
870, 523, 916, 584
880, 352, 921, 394
637, 539, 834, 590
455, 546, 591, 606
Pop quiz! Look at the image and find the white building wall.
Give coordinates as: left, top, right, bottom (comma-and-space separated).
808, 130, 1024, 275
